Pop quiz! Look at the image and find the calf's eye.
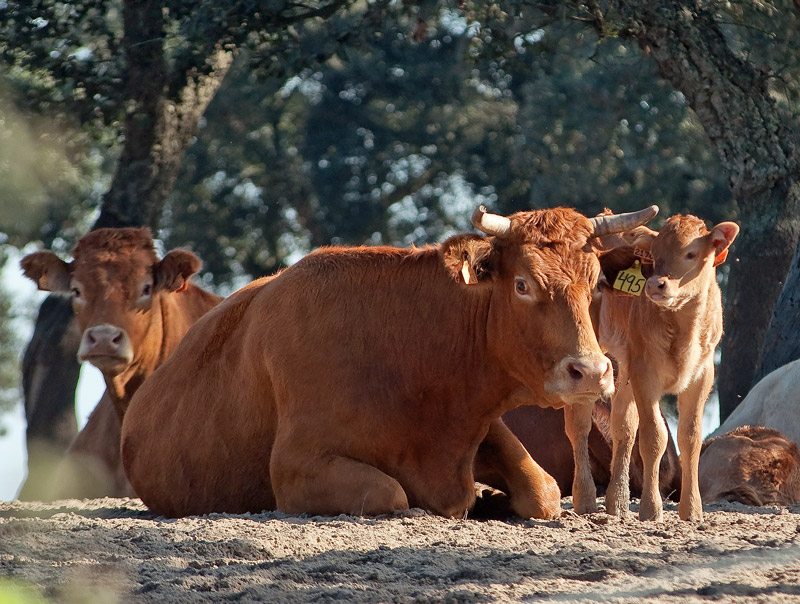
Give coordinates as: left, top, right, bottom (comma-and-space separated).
515, 279, 530, 296
686, 252, 696, 260
71, 287, 81, 298
142, 283, 152, 296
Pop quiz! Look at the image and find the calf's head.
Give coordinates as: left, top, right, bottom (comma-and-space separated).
642, 215, 739, 308
441, 205, 658, 406
21, 228, 201, 378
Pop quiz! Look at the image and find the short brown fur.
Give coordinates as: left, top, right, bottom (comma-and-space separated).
593, 214, 738, 521
699, 425, 800, 507
122, 207, 644, 519
20, 228, 221, 498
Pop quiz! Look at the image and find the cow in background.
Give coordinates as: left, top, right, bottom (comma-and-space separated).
708, 358, 800, 447
699, 425, 800, 506
473, 401, 681, 518
17, 296, 82, 500
19, 228, 222, 499
593, 214, 738, 521
122, 205, 657, 519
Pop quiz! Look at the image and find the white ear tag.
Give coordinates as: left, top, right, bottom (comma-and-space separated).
461, 260, 473, 285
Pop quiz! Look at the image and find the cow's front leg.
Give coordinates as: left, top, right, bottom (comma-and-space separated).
634, 382, 668, 522
606, 375, 638, 518
474, 417, 561, 520
271, 448, 409, 517
677, 362, 714, 521
564, 402, 597, 514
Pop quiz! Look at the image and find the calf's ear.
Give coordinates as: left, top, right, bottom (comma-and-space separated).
710, 222, 740, 267
440, 234, 495, 285
20, 251, 72, 292
154, 249, 202, 293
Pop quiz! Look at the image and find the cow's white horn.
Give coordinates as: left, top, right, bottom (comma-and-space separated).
589, 205, 659, 237
472, 205, 512, 238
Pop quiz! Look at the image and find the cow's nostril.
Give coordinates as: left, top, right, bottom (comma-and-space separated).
567, 362, 584, 381
658, 280, 666, 290
111, 332, 123, 345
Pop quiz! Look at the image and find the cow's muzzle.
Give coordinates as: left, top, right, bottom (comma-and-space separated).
545, 354, 615, 404
645, 275, 679, 306
78, 323, 134, 375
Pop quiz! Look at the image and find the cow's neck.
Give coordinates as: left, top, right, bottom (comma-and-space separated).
102, 296, 172, 421
102, 287, 221, 422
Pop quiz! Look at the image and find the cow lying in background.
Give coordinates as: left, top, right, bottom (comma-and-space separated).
709, 358, 800, 447
472, 402, 681, 518
20, 228, 222, 498
593, 214, 738, 521
122, 204, 657, 519
699, 425, 800, 506
509, 402, 680, 498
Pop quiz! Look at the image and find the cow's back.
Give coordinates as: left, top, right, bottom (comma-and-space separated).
122, 277, 279, 516
711, 359, 800, 446
122, 250, 495, 517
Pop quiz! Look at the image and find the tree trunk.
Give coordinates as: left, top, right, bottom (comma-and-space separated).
94, 0, 234, 230
595, 0, 800, 421
19, 0, 234, 498
755, 223, 800, 382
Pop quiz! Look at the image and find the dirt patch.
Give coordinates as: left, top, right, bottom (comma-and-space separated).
2, 498, 800, 603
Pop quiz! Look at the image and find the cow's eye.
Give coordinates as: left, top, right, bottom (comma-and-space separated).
71, 287, 81, 298
686, 251, 696, 260
515, 278, 530, 296
142, 283, 152, 296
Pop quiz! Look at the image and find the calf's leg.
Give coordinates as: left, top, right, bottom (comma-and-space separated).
635, 388, 668, 522
606, 376, 638, 518
564, 402, 597, 514
677, 364, 714, 521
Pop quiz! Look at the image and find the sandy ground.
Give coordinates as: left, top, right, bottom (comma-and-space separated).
1, 497, 800, 603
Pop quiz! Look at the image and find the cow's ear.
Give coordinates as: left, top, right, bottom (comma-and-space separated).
710, 222, 739, 267
154, 249, 202, 293
440, 234, 495, 285
20, 251, 72, 292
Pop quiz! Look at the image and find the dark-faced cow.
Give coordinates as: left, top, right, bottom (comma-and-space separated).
594, 214, 738, 521
20, 228, 222, 498
121, 205, 658, 519
699, 425, 800, 507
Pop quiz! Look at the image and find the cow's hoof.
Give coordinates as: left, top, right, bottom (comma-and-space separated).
678, 504, 703, 522
638, 499, 664, 522
572, 498, 598, 515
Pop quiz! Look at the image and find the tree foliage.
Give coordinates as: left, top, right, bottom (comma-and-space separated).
163, 12, 731, 285
1, 0, 800, 434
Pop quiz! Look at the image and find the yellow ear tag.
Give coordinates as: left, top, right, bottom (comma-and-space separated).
613, 259, 645, 296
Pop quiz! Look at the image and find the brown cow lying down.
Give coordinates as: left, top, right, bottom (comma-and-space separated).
595, 214, 739, 521
699, 425, 800, 506
122, 204, 657, 519
474, 401, 681, 510
20, 228, 222, 498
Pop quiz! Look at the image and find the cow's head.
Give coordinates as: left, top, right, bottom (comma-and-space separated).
21, 228, 201, 378
441, 205, 658, 406
642, 214, 739, 309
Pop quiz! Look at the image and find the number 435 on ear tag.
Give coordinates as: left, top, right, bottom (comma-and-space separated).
613, 260, 645, 296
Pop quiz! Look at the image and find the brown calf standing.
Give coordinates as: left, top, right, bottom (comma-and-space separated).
20, 228, 222, 498
596, 214, 738, 521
